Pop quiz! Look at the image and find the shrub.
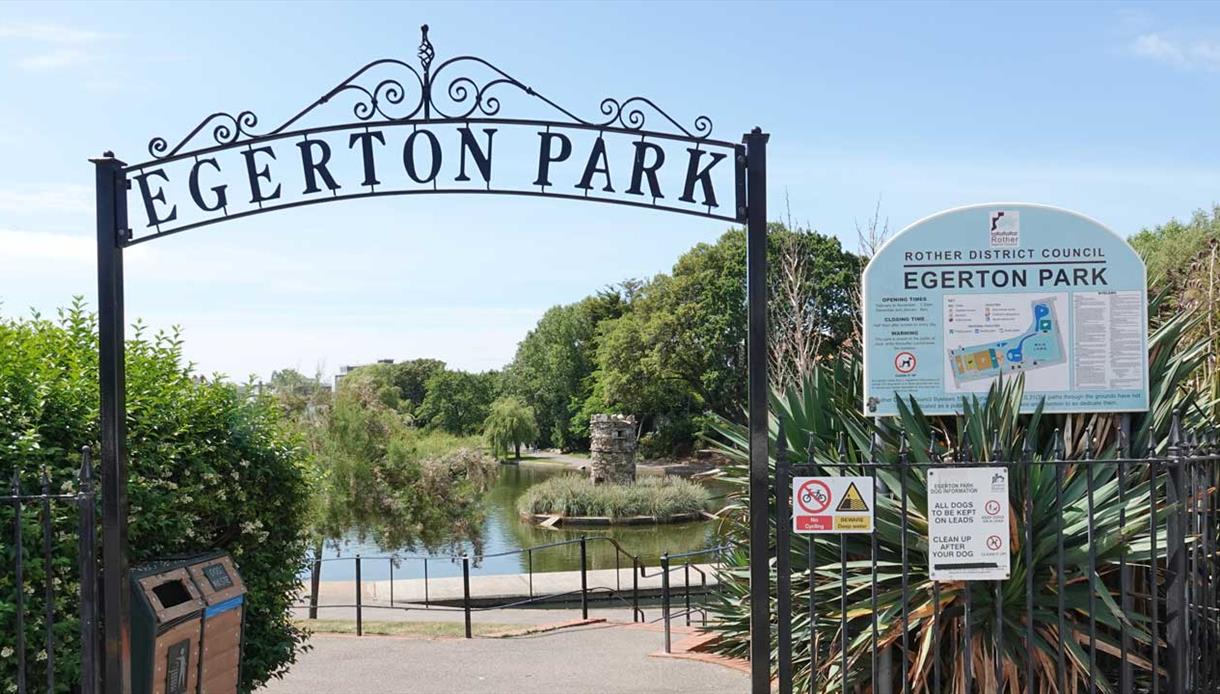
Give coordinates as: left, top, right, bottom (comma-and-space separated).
702, 302, 1214, 693
0, 301, 313, 690
517, 475, 709, 520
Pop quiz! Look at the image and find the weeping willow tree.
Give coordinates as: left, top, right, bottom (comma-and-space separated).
704, 302, 1217, 692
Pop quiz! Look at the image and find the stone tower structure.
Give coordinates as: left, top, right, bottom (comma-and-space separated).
589, 414, 637, 484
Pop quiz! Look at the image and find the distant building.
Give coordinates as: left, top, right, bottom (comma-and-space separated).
333, 358, 395, 390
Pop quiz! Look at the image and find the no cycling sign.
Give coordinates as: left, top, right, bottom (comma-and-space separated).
792, 476, 874, 534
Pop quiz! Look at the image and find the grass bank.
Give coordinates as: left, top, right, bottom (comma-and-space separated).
517, 476, 710, 521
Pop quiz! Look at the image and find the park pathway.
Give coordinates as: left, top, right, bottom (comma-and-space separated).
259, 621, 747, 693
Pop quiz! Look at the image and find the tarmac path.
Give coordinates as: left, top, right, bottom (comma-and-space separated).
259, 622, 747, 694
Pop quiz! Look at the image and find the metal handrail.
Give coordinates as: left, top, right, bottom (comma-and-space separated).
301, 535, 727, 640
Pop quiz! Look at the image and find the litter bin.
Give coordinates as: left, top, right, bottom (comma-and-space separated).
130, 562, 206, 694
130, 552, 247, 694
187, 552, 246, 693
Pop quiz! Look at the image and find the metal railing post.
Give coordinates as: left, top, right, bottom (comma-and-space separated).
424, 557, 430, 608
389, 556, 394, 608
633, 556, 641, 622
580, 535, 588, 619
661, 552, 672, 653
775, 431, 793, 694
12, 470, 27, 693
309, 551, 322, 620
41, 468, 56, 693
684, 563, 692, 627
355, 555, 363, 637
1166, 414, 1188, 692
79, 448, 99, 694
462, 555, 473, 639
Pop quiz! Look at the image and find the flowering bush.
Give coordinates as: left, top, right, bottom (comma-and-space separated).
0, 300, 312, 690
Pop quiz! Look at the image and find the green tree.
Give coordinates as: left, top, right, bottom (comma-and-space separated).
483, 396, 539, 459
417, 368, 499, 435
1129, 206, 1220, 415
584, 224, 859, 453
503, 288, 629, 449
386, 359, 446, 415
0, 301, 312, 689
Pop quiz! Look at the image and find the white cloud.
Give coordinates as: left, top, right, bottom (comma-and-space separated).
0, 21, 108, 72
0, 185, 92, 214
1131, 32, 1220, 71
16, 49, 89, 71
1132, 33, 1188, 67
0, 22, 107, 44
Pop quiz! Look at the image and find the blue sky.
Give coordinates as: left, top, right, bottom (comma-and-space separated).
1, 1, 1218, 381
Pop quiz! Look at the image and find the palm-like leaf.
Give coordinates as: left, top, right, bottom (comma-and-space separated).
703, 304, 1217, 692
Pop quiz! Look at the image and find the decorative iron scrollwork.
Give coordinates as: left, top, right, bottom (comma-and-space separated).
146, 24, 715, 160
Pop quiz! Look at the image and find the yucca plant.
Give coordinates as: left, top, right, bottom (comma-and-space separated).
704, 304, 1217, 692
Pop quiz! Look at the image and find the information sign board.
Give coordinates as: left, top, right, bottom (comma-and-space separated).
792, 476, 874, 534
927, 466, 1010, 581
863, 204, 1149, 416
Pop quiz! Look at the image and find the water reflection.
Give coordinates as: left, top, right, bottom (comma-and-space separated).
313, 462, 727, 582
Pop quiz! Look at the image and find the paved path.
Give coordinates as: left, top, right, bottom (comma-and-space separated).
259, 623, 746, 694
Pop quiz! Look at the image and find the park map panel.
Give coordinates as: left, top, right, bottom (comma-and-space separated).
862, 205, 1149, 416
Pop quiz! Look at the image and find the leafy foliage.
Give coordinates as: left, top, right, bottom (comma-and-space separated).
416, 368, 499, 436
702, 304, 1214, 693
267, 370, 498, 555
586, 225, 858, 454
0, 301, 313, 690
483, 396, 538, 460
517, 475, 710, 520
1130, 206, 1220, 418
503, 289, 629, 449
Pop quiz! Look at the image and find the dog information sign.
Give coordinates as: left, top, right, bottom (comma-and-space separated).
862, 203, 1149, 417
792, 476, 874, 534
927, 466, 1010, 581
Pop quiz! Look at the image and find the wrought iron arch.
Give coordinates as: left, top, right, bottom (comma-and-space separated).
119, 25, 746, 246
91, 24, 772, 694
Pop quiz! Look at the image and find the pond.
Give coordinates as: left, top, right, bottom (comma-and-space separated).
311, 461, 731, 583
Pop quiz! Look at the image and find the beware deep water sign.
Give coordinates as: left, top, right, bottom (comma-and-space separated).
927, 466, 1011, 580
792, 476, 874, 534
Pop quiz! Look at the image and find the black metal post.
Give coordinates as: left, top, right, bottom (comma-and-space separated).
41, 468, 56, 693
424, 557, 430, 608
355, 555, 362, 637
580, 535, 588, 619
1166, 414, 1188, 692
633, 557, 640, 622
389, 556, 394, 608
743, 127, 770, 694
661, 553, 672, 653
775, 431, 793, 694
13, 471, 26, 694
684, 563, 692, 628
462, 555, 472, 639
93, 152, 130, 694
309, 551, 321, 620
79, 447, 99, 694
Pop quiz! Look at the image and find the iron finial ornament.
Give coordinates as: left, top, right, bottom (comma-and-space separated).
419, 24, 434, 75
141, 23, 717, 162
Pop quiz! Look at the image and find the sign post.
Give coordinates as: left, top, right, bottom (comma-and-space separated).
791, 476, 875, 534
927, 467, 1010, 581
863, 203, 1149, 417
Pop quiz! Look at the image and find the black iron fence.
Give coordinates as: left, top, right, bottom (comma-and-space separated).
772, 421, 1219, 694
1, 448, 98, 694
299, 535, 729, 647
